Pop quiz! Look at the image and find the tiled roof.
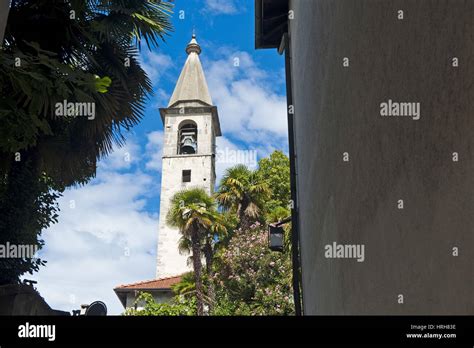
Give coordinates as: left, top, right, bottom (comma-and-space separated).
114, 275, 182, 290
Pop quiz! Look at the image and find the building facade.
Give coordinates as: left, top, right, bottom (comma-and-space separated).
256, 0, 474, 314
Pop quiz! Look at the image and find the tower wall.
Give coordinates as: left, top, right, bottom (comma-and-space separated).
156, 112, 217, 279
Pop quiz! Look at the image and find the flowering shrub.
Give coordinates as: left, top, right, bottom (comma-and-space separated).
213, 222, 294, 315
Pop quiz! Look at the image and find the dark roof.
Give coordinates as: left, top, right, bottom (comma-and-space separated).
255, 0, 289, 49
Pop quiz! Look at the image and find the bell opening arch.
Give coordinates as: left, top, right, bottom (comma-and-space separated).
177, 120, 198, 155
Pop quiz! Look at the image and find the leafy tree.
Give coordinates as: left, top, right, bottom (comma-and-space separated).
0, 0, 173, 283
126, 152, 294, 317
0, 152, 61, 284
257, 151, 292, 252
166, 188, 224, 315
256, 150, 291, 214
124, 292, 196, 316
132, 220, 295, 317
212, 153, 293, 315
1, 0, 173, 185
177, 217, 226, 313
171, 271, 195, 296
215, 165, 270, 231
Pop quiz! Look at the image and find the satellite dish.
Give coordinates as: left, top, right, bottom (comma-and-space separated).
85, 301, 107, 316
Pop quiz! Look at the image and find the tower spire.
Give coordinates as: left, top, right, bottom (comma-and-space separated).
168, 33, 212, 107
185, 31, 201, 55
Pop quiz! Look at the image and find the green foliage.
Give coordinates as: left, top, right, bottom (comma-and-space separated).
166, 187, 226, 315
124, 292, 196, 316
94, 75, 112, 93
212, 151, 294, 315
267, 206, 290, 223
166, 188, 221, 239
215, 164, 270, 230
0, 151, 62, 284
0, 0, 173, 283
132, 150, 295, 315
130, 150, 295, 316
1, 0, 174, 185
256, 150, 291, 214
171, 271, 195, 295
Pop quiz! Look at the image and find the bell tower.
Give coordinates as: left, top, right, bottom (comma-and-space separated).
156, 34, 221, 279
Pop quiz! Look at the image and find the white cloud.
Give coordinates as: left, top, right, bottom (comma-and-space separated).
154, 88, 170, 108
205, 50, 288, 148
145, 130, 164, 172
204, 0, 239, 15
33, 167, 159, 315
139, 51, 173, 108
99, 139, 141, 171
215, 136, 258, 182
139, 51, 173, 84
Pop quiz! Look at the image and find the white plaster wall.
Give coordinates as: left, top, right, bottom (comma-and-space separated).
289, 0, 474, 314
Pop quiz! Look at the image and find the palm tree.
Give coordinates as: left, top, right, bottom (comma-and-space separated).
0, 0, 173, 283
215, 164, 270, 231
171, 272, 195, 296
1, 0, 173, 186
166, 188, 224, 315
176, 217, 225, 313
177, 218, 226, 278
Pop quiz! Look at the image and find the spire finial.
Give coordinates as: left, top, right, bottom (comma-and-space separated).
186, 30, 201, 55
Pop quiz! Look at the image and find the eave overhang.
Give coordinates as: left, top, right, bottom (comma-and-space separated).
255, 0, 289, 49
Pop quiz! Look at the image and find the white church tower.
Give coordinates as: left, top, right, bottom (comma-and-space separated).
156, 34, 221, 279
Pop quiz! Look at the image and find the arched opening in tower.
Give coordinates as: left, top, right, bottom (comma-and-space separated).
178, 122, 198, 155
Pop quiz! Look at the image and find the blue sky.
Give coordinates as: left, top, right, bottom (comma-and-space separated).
32, 0, 288, 315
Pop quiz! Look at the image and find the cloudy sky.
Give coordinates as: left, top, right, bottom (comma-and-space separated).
32, 0, 288, 315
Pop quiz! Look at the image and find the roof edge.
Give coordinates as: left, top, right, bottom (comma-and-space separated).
114, 275, 183, 290
255, 0, 289, 49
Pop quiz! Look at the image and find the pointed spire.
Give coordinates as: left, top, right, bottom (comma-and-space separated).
168, 33, 212, 107
185, 32, 201, 55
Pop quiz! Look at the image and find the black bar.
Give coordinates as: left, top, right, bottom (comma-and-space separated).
0, 316, 473, 346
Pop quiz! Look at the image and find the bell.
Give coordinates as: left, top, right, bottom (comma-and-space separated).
182, 137, 195, 146
180, 135, 197, 154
